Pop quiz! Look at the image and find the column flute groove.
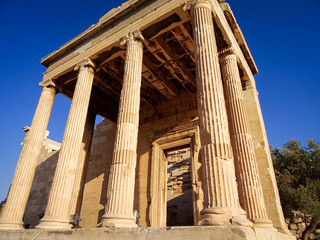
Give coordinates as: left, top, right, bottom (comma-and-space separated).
185, 0, 251, 226
221, 52, 273, 227
100, 30, 143, 228
0, 80, 57, 229
68, 108, 96, 220
36, 58, 95, 229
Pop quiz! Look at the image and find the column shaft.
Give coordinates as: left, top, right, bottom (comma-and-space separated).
0, 83, 56, 229
36, 59, 95, 229
100, 33, 143, 228
68, 108, 96, 220
191, 1, 248, 226
221, 53, 272, 227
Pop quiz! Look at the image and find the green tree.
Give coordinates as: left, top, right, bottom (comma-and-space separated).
271, 139, 320, 240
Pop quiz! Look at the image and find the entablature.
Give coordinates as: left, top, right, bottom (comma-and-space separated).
40, 0, 258, 122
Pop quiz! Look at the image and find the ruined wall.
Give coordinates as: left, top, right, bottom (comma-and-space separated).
23, 139, 60, 228
166, 147, 194, 226
285, 211, 319, 240
80, 120, 116, 228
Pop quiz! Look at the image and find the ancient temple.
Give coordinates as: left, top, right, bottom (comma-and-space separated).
0, 0, 295, 239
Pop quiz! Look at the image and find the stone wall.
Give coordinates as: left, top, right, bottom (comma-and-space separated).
166, 147, 194, 226
23, 139, 60, 228
80, 120, 116, 228
286, 211, 319, 240
135, 95, 199, 227
167, 147, 192, 194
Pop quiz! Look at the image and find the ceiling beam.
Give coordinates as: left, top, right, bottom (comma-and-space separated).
143, 56, 180, 98
94, 70, 121, 102
145, 40, 194, 94
111, 55, 165, 106
155, 35, 196, 88
90, 85, 119, 122
141, 73, 172, 100
171, 24, 195, 63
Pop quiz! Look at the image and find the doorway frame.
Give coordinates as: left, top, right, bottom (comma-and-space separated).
149, 121, 203, 227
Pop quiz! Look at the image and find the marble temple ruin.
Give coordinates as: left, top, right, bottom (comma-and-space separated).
0, 0, 295, 239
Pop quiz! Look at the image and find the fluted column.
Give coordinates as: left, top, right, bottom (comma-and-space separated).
0, 80, 57, 229
186, 0, 250, 226
221, 52, 273, 227
36, 58, 95, 229
100, 31, 143, 228
68, 108, 96, 220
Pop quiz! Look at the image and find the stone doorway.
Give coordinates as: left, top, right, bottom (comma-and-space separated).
166, 146, 194, 226
149, 122, 203, 227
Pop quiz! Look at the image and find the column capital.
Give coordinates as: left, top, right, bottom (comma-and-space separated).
37, 55, 95, 230
218, 46, 234, 57
242, 80, 254, 90
39, 78, 56, 88
101, 27, 143, 228
0, 76, 56, 229
183, 0, 212, 11
74, 58, 96, 72
219, 47, 241, 65
39, 79, 60, 93
220, 52, 237, 62
120, 30, 144, 46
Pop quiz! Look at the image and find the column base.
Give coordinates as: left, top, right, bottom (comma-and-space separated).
99, 213, 137, 228
35, 215, 72, 229
0, 220, 24, 229
198, 207, 253, 227
250, 218, 275, 229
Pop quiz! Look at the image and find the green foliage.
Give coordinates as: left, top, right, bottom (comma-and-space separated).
271, 139, 320, 221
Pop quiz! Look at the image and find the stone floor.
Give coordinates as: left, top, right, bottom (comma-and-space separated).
0, 226, 295, 240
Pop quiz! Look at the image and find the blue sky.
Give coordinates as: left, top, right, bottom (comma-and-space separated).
0, 0, 319, 201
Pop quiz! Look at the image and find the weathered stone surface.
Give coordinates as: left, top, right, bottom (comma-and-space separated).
289, 224, 297, 230
0, 226, 257, 240
191, 0, 247, 226
0, 1, 294, 240
243, 87, 289, 233
79, 120, 116, 228
253, 227, 295, 240
23, 138, 60, 228
285, 211, 316, 240
100, 33, 143, 228
69, 109, 96, 225
0, 226, 296, 240
167, 148, 193, 226
36, 59, 95, 229
221, 53, 272, 228
293, 217, 303, 224
0, 82, 57, 229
